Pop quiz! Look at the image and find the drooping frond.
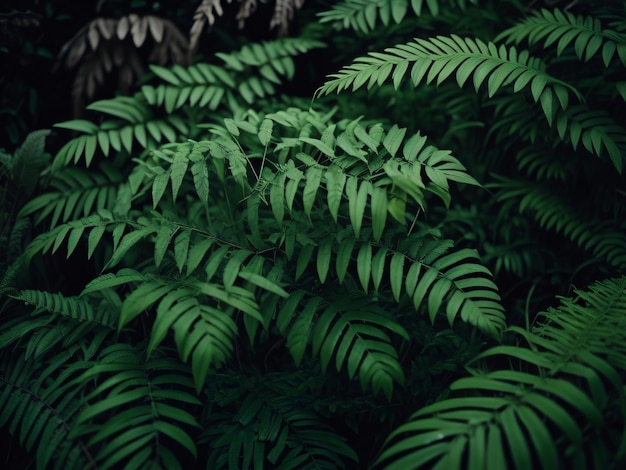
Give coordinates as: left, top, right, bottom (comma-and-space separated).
190, 0, 229, 53
496, 8, 626, 67
318, 0, 478, 33
144, 38, 325, 111
554, 105, 626, 173
318, 35, 583, 124
18, 165, 123, 229
492, 176, 626, 270
0, 296, 114, 360
52, 97, 188, 169
275, 291, 408, 399
81, 266, 279, 391
68, 344, 201, 469
23, 210, 131, 263
203, 371, 359, 469
0, 350, 97, 470
375, 275, 626, 469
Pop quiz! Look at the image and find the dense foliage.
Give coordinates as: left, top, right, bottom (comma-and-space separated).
1, 0, 625, 468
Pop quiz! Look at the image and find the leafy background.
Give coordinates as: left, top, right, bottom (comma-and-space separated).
1, 0, 626, 468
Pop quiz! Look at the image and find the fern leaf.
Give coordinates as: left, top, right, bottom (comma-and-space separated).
0, 350, 97, 470
70, 344, 200, 469
204, 374, 359, 468
318, 0, 477, 33
18, 165, 123, 229
496, 8, 626, 67
15, 289, 117, 329
8, 129, 51, 198
377, 276, 626, 469
319, 35, 582, 123
53, 96, 185, 170
554, 105, 626, 173
492, 177, 626, 269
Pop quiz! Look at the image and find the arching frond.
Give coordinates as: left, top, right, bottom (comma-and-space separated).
554, 105, 626, 173
492, 176, 626, 269
203, 372, 359, 469
496, 8, 626, 67
319, 35, 582, 123
53, 97, 188, 169
276, 292, 407, 398
14, 289, 118, 330
375, 276, 626, 469
144, 38, 324, 111
82, 268, 275, 392
23, 210, 132, 263
69, 344, 201, 469
318, 0, 479, 33
18, 165, 124, 229
0, 349, 97, 470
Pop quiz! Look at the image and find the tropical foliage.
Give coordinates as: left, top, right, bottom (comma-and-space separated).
1, 0, 625, 468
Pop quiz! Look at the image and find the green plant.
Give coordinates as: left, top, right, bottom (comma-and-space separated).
0, 130, 50, 289
375, 275, 626, 469
316, 0, 626, 467
3, 0, 626, 468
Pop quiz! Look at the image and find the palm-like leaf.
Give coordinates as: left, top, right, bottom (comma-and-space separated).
68, 344, 201, 469
318, 0, 479, 33
496, 8, 626, 67
375, 276, 626, 469
203, 372, 359, 469
319, 35, 582, 124
0, 349, 97, 470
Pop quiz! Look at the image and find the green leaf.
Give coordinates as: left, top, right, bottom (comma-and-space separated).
119, 281, 171, 330
383, 125, 407, 157
238, 270, 289, 298
325, 165, 346, 223
371, 187, 388, 241
357, 244, 372, 292
317, 237, 333, 283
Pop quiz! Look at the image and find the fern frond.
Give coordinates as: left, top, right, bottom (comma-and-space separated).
7, 129, 51, 197
82, 268, 273, 391
23, 210, 131, 263
0, 350, 97, 470
295, 234, 506, 338
0, 288, 116, 359
18, 165, 123, 229
68, 343, 201, 469
492, 177, 626, 269
57, 14, 189, 112
376, 276, 626, 469
496, 8, 626, 67
318, 0, 478, 33
319, 35, 582, 123
276, 291, 407, 399
221, 113, 477, 235
204, 372, 359, 469
14, 289, 118, 330
554, 105, 626, 173
514, 144, 574, 181
189, 0, 228, 52
144, 38, 323, 111
53, 96, 188, 170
